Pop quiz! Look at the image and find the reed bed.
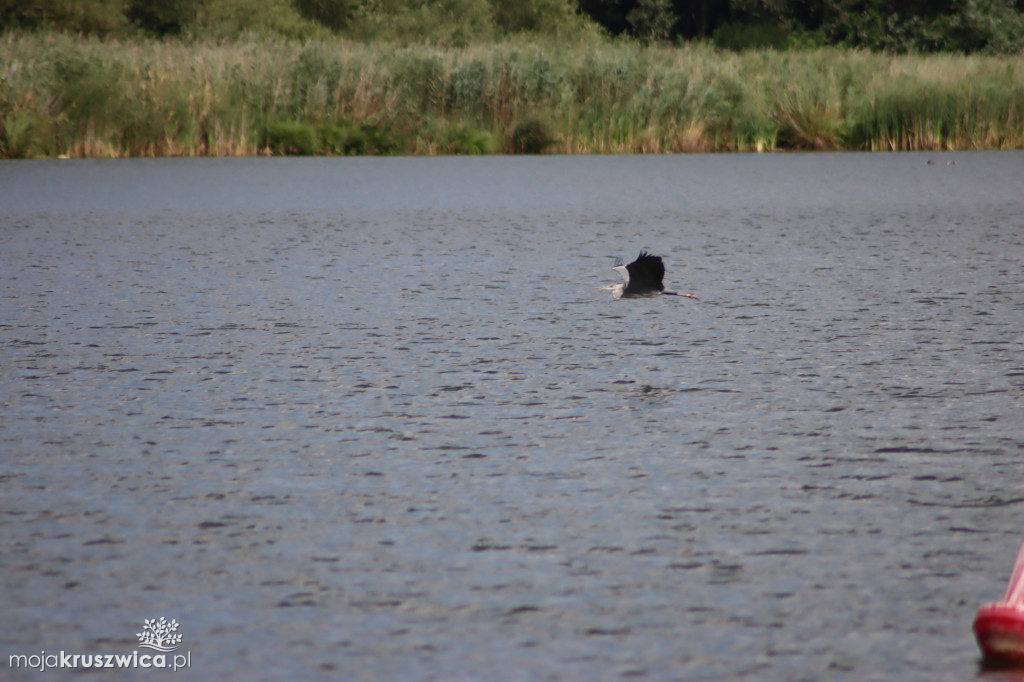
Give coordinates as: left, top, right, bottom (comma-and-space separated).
2, 31, 1023, 157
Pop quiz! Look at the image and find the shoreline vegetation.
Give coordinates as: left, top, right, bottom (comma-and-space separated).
2, 31, 1024, 158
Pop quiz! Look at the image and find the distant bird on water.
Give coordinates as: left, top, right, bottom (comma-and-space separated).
597, 251, 698, 300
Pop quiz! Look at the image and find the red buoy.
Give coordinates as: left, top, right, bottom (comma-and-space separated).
975, 540, 1024, 662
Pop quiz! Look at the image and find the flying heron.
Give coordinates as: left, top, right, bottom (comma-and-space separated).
597, 251, 699, 300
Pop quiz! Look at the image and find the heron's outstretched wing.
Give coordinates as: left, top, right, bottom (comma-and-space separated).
625, 251, 665, 292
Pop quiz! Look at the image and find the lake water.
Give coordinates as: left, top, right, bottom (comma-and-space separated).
2, 152, 1023, 681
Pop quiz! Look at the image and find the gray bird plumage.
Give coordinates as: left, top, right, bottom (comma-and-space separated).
597, 251, 698, 300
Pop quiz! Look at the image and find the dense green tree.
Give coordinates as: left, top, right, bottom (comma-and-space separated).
675, 0, 729, 38
192, 0, 320, 38
574, 1, 730, 40
2, 0, 1022, 51
575, 0, 1024, 50
493, 0, 580, 34
626, 0, 675, 41
126, 0, 200, 35
0, 0, 128, 33
819, 0, 1024, 52
292, 0, 356, 31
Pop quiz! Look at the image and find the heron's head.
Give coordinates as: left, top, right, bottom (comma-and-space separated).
596, 282, 625, 298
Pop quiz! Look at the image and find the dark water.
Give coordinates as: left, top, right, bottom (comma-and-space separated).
2, 153, 1023, 681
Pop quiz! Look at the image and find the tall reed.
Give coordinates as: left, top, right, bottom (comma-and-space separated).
2, 31, 1022, 157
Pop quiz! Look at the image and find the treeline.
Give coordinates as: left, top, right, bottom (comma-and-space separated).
3, 0, 1024, 52
585, 0, 1024, 53
0, 0, 590, 43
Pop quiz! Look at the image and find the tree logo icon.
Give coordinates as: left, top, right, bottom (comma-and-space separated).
136, 618, 183, 652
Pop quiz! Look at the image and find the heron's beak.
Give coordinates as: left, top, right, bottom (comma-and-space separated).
595, 284, 615, 290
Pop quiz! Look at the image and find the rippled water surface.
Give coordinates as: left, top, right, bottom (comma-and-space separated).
2, 153, 1024, 681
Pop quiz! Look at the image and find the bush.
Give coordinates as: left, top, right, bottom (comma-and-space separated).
510, 119, 554, 153
0, 111, 54, 158
264, 119, 319, 155
318, 118, 406, 155
319, 119, 359, 154
452, 125, 498, 154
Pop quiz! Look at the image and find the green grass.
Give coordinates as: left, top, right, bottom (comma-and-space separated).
2, 31, 1023, 158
